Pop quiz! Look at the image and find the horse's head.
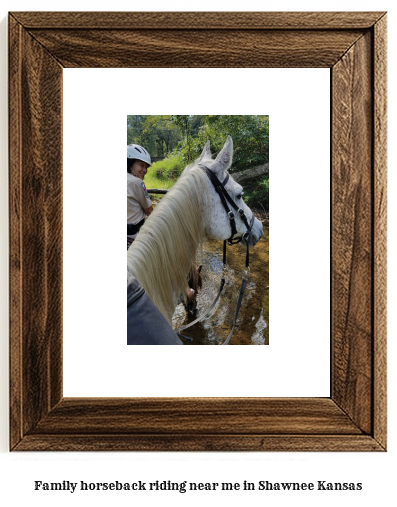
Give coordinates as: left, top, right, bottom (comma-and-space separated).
197, 136, 263, 247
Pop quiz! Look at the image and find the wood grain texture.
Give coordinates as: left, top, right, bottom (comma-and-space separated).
11, 11, 386, 29
9, 16, 64, 448
14, 435, 383, 452
373, 15, 387, 450
8, 11, 387, 452
31, 398, 362, 435
9, 14, 23, 450
27, 29, 363, 68
332, 32, 373, 434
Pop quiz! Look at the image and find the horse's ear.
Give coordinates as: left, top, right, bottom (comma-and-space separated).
196, 140, 211, 163
211, 136, 233, 175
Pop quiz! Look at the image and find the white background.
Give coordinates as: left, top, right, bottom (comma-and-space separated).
0, 1, 395, 506
63, 67, 330, 397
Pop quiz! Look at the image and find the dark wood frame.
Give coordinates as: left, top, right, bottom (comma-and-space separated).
9, 11, 387, 451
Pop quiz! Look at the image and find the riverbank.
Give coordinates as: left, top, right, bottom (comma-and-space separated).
252, 208, 269, 228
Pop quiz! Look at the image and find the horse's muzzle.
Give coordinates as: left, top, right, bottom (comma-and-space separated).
243, 217, 263, 247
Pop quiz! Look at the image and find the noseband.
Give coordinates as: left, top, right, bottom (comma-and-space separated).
199, 165, 255, 245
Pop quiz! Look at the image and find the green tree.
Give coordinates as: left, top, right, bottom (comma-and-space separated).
128, 114, 270, 210
196, 115, 269, 171
171, 115, 196, 163
127, 115, 182, 158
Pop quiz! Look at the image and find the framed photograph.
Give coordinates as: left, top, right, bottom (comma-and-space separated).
9, 11, 387, 451
125, 115, 270, 347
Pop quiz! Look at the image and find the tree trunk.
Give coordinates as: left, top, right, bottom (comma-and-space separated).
232, 163, 269, 183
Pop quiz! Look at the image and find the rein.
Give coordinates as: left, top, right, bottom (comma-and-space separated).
177, 165, 255, 345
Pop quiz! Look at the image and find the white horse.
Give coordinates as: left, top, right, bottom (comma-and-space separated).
127, 136, 263, 324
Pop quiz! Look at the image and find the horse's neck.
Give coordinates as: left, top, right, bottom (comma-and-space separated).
129, 166, 207, 323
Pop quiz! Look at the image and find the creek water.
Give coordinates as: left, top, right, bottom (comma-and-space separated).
172, 226, 269, 345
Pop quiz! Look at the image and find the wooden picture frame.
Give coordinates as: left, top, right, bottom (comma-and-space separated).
9, 11, 387, 451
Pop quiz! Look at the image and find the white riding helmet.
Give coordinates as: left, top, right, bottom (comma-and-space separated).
127, 144, 151, 167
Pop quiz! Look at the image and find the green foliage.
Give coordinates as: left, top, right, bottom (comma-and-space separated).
144, 167, 176, 192
151, 152, 186, 180
242, 177, 269, 211
195, 115, 269, 171
170, 115, 199, 163
127, 115, 269, 170
127, 115, 146, 145
127, 115, 181, 157
127, 115, 269, 211
163, 115, 269, 170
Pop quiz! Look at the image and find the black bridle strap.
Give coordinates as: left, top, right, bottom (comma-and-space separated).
208, 173, 239, 240
245, 213, 255, 267
221, 277, 247, 345
202, 166, 250, 229
178, 166, 255, 344
201, 166, 254, 344
200, 166, 253, 242
178, 240, 251, 344
220, 239, 250, 345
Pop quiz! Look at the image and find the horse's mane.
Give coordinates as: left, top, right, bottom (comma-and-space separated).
127, 157, 213, 323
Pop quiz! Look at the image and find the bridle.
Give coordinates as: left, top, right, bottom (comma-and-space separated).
199, 165, 255, 246
177, 165, 256, 345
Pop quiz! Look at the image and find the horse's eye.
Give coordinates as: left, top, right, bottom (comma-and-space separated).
237, 192, 244, 200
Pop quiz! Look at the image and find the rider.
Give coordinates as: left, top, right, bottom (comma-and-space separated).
127, 144, 154, 249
